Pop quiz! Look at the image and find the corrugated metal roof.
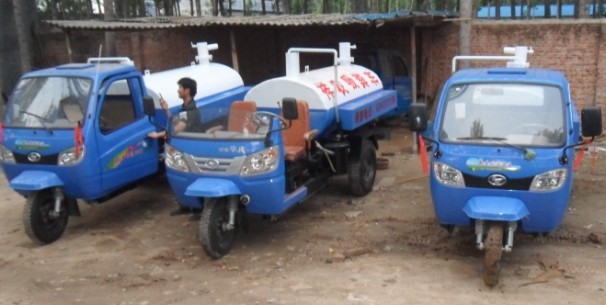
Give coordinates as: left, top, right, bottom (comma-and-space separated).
45, 11, 454, 31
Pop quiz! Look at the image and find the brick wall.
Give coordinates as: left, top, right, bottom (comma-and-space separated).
423, 20, 606, 116
37, 20, 606, 118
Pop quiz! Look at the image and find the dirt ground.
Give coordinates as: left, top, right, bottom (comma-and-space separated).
1, 127, 605, 305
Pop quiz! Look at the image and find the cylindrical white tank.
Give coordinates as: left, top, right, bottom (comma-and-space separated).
143, 63, 244, 109
244, 64, 383, 131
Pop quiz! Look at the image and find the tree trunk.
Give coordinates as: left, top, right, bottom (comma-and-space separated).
285, 0, 291, 14
217, 0, 224, 16
195, 0, 202, 16
322, 0, 329, 13
494, 0, 500, 19
96, 0, 102, 16
303, 0, 309, 13
139, 0, 147, 16
545, 0, 551, 18
262, 0, 266, 15
579, 0, 589, 18
275, 0, 280, 13
351, 0, 368, 13
458, 0, 473, 69
511, 0, 516, 19
12, 0, 33, 73
104, 0, 117, 56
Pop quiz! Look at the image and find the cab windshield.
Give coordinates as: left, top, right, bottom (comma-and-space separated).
4, 77, 92, 129
169, 107, 277, 141
439, 83, 565, 147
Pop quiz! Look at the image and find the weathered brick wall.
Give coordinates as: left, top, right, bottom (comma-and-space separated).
37, 20, 606, 120
423, 20, 606, 117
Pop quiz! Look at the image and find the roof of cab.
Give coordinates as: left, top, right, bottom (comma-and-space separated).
23, 63, 138, 80
448, 68, 568, 87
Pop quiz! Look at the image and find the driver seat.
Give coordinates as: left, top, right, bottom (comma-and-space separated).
282, 100, 318, 161
228, 101, 257, 133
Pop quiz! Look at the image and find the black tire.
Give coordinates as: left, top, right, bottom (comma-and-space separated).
199, 197, 236, 259
347, 139, 377, 197
483, 222, 504, 287
23, 190, 69, 244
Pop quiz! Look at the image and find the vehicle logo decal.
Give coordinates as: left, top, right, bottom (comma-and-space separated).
15, 139, 50, 150
105, 140, 149, 171
466, 158, 521, 172
27, 152, 42, 162
218, 146, 246, 154
205, 159, 220, 169
487, 174, 507, 187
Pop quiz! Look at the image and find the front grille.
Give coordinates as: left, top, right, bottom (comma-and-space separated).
463, 173, 534, 191
190, 156, 243, 174
14, 152, 58, 165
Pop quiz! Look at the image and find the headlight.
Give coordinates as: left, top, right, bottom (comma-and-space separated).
0, 144, 15, 163
165, 144, 190, 172
530, 169, 567, 191
58, 146, 85, 166
240, 146, 279, 176
434, 162, 464, 187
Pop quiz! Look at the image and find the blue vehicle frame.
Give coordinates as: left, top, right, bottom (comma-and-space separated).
408, 46, 603, 286
0, 47, 249, 244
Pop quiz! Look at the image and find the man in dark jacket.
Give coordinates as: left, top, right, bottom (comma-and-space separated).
148, 77, 202, 138
148, 77, 202, 217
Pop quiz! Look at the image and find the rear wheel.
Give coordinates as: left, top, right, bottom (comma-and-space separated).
347, 139, 377, 196
23, 190, 68, 244
199, 197, 236, 259
483, 222, 504, 287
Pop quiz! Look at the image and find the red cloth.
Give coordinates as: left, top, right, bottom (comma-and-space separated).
419, 133, 429, 174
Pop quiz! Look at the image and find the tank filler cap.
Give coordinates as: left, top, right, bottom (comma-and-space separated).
191, 42, 219, 65
338, 42, 356, 66
503, 46, 534, 68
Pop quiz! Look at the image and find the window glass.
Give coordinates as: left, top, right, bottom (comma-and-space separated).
99, 79, 136, 134
439, 83, 565, 146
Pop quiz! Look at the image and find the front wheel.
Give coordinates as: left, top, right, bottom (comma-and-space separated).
199, 197, 236, 259
347, 139, 377, 196
483, 222, 504, 287
23, 190, 69, 244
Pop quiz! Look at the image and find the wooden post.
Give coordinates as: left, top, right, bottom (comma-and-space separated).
411, 26, 418, 154
230, 29, 239, 73
64, 30, 73, 63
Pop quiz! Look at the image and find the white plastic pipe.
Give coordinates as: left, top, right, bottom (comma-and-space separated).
286, 47, 340, 124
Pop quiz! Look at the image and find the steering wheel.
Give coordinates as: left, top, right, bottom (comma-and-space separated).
252, 111, 288, 128
511, 123, 550, 135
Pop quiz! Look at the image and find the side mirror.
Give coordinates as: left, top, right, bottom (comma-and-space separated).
143, 96, 155, 117
60, 96, 84, 123
282, 97, 298, 120
408, 103, 428, 132
581, 106, 603, 138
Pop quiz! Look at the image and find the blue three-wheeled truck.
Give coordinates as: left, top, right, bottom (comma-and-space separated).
408, 46, 603, 286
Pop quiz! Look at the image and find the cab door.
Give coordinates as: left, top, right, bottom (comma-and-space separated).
96, 74, 158, 194
390, 51, 413, 114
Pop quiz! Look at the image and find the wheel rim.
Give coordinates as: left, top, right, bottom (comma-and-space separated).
215, 205, 234, 249
361, 152, 376, 185
37, 197, 66, 234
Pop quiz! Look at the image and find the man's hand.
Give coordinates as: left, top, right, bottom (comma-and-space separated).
147, 131, 165, 139
159, 97, 171, 117
159, 97, 168, 111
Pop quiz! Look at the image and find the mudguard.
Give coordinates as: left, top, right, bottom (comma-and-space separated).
185, 178, 241, 197
10, 171, 64, 191
463, 196, 529, 222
